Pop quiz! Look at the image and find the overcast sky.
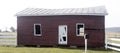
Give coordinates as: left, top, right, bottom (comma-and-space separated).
0, 0, 120, 30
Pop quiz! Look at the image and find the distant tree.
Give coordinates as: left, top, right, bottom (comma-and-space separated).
10, 26, 16, 32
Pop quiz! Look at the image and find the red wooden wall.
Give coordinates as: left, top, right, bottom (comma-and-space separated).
17, 15, 105, 47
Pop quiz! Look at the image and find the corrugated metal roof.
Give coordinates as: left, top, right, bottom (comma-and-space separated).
15, 6, 108, 16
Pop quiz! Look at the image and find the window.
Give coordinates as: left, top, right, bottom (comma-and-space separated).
34, 24, 41, 36
76, 23, 84, 36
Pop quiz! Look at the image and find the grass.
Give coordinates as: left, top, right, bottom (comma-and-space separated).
0, 46, 119, 53
106, 32, 120, 44
0, 32, 17, 36
106, 32, 120, 38
107, 39, 120, 44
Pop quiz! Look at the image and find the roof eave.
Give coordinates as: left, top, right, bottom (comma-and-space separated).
16, 13, 108, 16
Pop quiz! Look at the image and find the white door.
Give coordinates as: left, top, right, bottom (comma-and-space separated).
58, 25, 67, 44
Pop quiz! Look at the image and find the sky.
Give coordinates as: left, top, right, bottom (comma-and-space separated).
0, 0, 120, 31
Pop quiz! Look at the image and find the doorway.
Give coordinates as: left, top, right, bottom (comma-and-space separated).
58, 25, 67, 44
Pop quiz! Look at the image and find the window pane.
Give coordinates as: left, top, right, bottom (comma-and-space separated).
76, 23, 84, 36
78, 25, 83, 29
77, 30, 79, 35
63, 37, 66, 41
35, 25, 41, 34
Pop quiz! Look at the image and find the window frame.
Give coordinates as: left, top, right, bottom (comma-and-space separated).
76, 23, 85, 36
34, 24, 42, 36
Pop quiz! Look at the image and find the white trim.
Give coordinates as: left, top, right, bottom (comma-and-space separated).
58, 25, 67, 44
76, 23, 85, 36
34, 24, 42, 36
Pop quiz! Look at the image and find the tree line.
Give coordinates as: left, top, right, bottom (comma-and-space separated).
0, 26, 16, 32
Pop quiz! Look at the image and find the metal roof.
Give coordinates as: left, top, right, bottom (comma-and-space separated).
15, 6, 108, 16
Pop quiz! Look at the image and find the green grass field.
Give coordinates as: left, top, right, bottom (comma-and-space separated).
0, 47, 119, 53
106, 32, 120, 38
0, 32, 17, 36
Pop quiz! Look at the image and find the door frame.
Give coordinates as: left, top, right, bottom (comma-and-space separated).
58, 25, 67, 45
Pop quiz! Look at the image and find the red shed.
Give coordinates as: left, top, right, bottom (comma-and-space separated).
16, 6, 108, 47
